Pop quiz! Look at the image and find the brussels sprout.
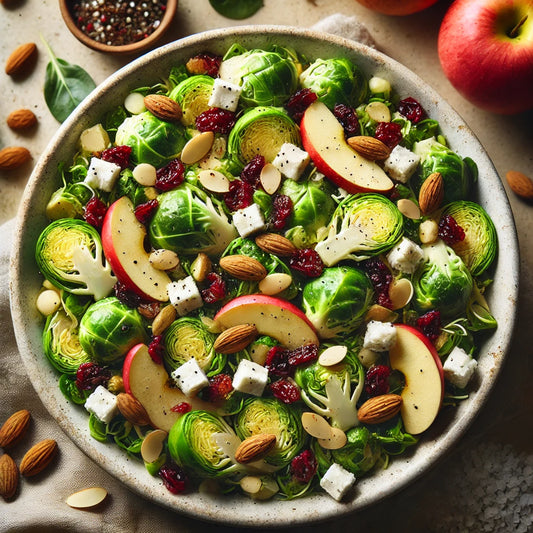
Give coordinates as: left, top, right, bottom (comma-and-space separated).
169, 75, 215, 127
46, 182, 92, 221
394, 116, 440, 150
466, 283, 498, 332
227, 106, 300, 170
371, 418, 417, 456
440, 201, 497, 277
163, 316, 225, 376
79, 297, 148, 363
35, 219, 116, 300
110, 169, 152, 206
149, 182, 237, 256
331, 426, 382, 476
413, 240, 474, 318
168, 410, 240, 479
234, 397, 305, 468
315, 193, 404, 266
301, 266, 373, 339
115, 111, 189, 167
219, 45, 300, 108
299, 57, 368, 109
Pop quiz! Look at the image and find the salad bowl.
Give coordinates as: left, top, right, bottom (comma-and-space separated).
9, 26, 519, 527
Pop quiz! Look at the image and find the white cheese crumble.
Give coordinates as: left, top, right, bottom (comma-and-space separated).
271, 142, 310, 181
84, 385, 118, 424
167, 276, 203, 316
363, 320, 397, 352
386, 237, 425, 274
232, 359, 268, 396
84, 157, 122, 192
171, 358, 209, 397
383, 144, 420, 183
208, 78, 242, 112
443, 346, 478, 389
320, 463, 356, 501
232, 203, 266, 237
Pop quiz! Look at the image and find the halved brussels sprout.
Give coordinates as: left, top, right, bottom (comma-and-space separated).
234, 397, 305, 468
46, 182, 92, 221
440, 201, 497, 276
331, 426, 382, 476
315, 193, 404, 266
169, 75, 215, 127
227, 106, 300, 170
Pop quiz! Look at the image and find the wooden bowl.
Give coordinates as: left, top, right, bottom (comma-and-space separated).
58, 0, 178, 55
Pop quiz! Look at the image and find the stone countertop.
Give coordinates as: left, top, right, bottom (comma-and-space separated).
1, 1, 532, 531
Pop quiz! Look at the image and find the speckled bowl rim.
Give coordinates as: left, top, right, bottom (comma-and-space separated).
9, 25, 519, 528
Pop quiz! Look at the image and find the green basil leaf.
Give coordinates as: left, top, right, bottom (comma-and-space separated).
209, 0, 263, 19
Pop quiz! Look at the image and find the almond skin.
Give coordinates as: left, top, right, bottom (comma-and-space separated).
418, 172, 444, 215
214, 324, 258, 354
19, 439, 58, 477
0, 146, 31, 170
144, 94, 182, 122
347, 135, 391, 160
7, 109, 37, 130
0, 409, 31, 449
0, 453, 19, 501
506, 170, 533, 201
116, 393, 152, 426
234, 434, 277, 464
357, 394, 403, 424
5, 42, 37, 76
255, 233, 297, 257
219, 255, 267, 281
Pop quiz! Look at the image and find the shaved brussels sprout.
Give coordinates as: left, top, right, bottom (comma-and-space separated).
331, 426, 382, 476
301, 266, 373, 339
315, 193, 403, 267
169, 75, 215, 127
440, 201, 497, 276
227, 106, 300, 170
299, 57, 368, 109
413, 240, 474, 317
149, 182, 237, 256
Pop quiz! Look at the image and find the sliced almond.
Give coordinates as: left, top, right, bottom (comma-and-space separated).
388, 278, 414, 310
318, 345, 348, 367
365, 101, 391, 122
124, 92, 146, 114
260, 163, 282, 194
198, 169, 230, 193
258, 273, 293, 295
240, 475, 263, 494
36, 289, 62, 316
66, 487, 108, 509
151, 304, 177, 336
301, 412, 333, 440
418, 172, 444, 215
132, 163, 157, 186
365, 304, 399, 323
219, 255, 267, 281
346, 136, 391, 160
190, 252, 212, 282
358, 394, 402, 424
317, 427, 347, 450
181, 131, 215, 165
214, 324, 258, 354
255, 233, 297, 257
149, 249, 180, 271
234, 434, 277, 464
397, 198, 421, 220
141, 429, 168, 464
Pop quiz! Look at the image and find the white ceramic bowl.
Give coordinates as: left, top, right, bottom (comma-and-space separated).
10, 26, 519, 527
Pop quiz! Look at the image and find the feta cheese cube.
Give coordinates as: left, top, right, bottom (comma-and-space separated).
232, 203, 266, 237
443, 346, 478, 389
167, 276, 203, 316
363, 320, 397, 352
320, 463, 356, 501
171, 358, 209, 397
84, 157, 122, 192
84, 385, 118, 424
208, 78, 242, 112
232, 359, 268, 396
383, 145, 420, 183
272, 143, 310, 181
386, 237, 425, 274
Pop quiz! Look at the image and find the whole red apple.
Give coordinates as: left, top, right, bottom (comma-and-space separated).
438, 0, 533, 114
354, 0, 439, 16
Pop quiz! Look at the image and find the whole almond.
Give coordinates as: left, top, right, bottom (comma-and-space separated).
7, 109, 37, 130
116, 393, 152, 426
0, 409, 31, 449
418, 172, 444, 215
144, 94, 182, 122
0, 146, 31, 170
219, 255, 267, 281
214, 324, 258, 354
347, 135, 391, 160
5, 42, 37, 76
0, 453, 18, 500
234, 434, 276, 464
506, 170, 533, 201
357, 394, 402, 424
19, 439, 58, 477
255, 233, 297, 257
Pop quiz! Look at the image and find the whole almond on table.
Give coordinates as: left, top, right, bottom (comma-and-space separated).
5, 42, 37, 76
0, 409, 31, 449
0, 146, 31, 170
0, 453, 19, 500
116, 393, 152, 426
144, 94, 182, 122
255, 233, 297, 257
357, 394, 403, 424
347, 135, 391, 160
7, 108, 37, 130
19, 438, 58, 477
418, 172, 444, 215
505, 170, 533, 201
234, 434, 277, 464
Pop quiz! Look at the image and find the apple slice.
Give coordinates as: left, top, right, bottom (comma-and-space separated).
122, 343, 216, 432
300, 100, 394, 194
214, 294, 319, 349
102, 196, 170, 302
388, 324, 444, 435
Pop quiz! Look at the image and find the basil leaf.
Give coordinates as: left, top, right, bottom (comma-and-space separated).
209, 0, 263, 19
42, 38, 96, 122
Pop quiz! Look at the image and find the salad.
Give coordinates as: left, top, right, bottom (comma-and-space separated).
34, 43, 498, 502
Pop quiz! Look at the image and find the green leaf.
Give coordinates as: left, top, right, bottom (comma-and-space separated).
209, 0, 263, 19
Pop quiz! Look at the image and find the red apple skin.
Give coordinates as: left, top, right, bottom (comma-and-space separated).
438, 0, 533, 114
122, 342, 144, 395
354, 0, 439, 16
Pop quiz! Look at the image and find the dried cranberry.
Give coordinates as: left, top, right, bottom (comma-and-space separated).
285, 88, 318, 123
114, 280, 142, 308
148, 335, 165, 364
224, 179, 254, 211
288, 344, 319, 367
265, 346, 291, 377
201, 272, 226, 304
171, 402, 192, 414
134, 199, 159, 224
159, 464, 188, 494
100, 145, 132, 170
290, 449, 317, 484
206, 373, 233, 402
156, 158, 185, 191
83, 196, 107, 230
333, 103, 360, 137
438, 214, 465, 246
374, 121, 403, 149
289, 248, 324, 278
195, 108, 236, 134
398, 97, 425, 124
416, 310, 441, 342
270, 194, 293, 230
240, 155, 266, 189
363, 258, 393, 309
364, 365, 391, 397
75, 362, 111, 391
270, 379, 301, 404
187, 52, 222, 77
